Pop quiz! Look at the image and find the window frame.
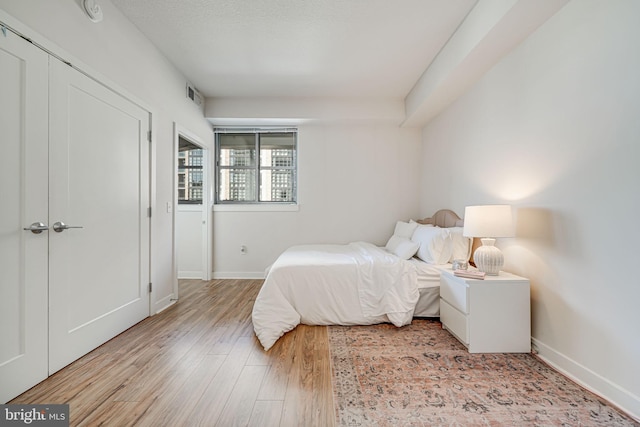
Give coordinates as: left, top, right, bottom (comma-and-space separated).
214, 128, 298, 205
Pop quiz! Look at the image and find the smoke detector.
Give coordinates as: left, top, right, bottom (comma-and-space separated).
83, 0, 104, 23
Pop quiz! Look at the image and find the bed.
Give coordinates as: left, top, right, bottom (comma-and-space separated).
252, 209, 470, 350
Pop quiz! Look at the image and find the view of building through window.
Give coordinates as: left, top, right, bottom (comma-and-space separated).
216, 130, 297, 204
178, 140, 203, 204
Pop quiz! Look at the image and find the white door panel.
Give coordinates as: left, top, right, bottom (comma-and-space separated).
0, 31, 49, 403
48, 59, 150, 373
177, 206, 205, 279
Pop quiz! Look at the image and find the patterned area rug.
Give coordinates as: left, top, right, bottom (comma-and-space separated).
329, 319, 639, 426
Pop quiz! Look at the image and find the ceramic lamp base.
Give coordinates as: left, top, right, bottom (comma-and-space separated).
473, 238, 503, 275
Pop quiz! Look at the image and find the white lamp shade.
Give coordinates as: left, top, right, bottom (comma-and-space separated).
463, 205, 514, 238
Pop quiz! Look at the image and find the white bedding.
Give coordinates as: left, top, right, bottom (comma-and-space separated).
252, 241, 443, 350
409, 257, 443, 288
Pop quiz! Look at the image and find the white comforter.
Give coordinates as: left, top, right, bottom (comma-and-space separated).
252, 242, 420, 350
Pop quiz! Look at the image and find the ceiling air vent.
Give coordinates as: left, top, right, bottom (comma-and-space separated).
186, 83, 204, 111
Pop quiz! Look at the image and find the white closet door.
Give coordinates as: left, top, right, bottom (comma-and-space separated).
0, 31, 49, 403
48, 59, 151, 373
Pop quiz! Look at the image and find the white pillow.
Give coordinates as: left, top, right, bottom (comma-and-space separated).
393, 221, 419, 239
386, 236, 420, 260
411, 225, 453, 264
448, 227, 473, 262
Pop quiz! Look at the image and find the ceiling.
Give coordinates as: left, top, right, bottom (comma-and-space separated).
110, 0, 477, 99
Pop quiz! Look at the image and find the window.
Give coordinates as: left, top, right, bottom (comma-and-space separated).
177, 137, 204, 205
216, 129, 297, 204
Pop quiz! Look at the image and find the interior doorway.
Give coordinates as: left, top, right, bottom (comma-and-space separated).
173, 124, 211, 297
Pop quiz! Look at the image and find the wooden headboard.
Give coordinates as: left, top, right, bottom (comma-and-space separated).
417, 209, 463, 228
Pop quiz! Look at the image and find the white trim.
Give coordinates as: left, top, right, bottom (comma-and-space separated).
153, 294, 177, 314
214, 126, 298, 133
177, 271, 205, 280
173, 123, 212, 292
213, 271, 266, 280
213, 204, 299, 212
532, 337, 640, 422
148, 111, 157, 316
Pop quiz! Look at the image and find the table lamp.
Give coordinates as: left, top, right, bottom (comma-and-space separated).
463, 205, 514, 275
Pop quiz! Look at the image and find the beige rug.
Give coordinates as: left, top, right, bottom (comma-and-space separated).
329, 319, 638, 426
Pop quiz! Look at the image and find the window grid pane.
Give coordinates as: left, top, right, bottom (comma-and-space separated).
218, 169, 256, 202
260, 169, 295, 202
218, 134, 256, 167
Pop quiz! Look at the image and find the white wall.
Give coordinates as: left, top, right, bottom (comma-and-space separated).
420, 0, 640, 418
210, 116, 423, 277
0, 0, 214, 312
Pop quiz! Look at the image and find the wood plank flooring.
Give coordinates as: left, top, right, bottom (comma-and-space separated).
10, 279, 335, 427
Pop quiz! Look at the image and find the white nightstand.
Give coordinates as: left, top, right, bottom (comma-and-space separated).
439, 268, 531, 353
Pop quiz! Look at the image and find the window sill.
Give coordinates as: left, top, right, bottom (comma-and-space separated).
213, 204, 299, 212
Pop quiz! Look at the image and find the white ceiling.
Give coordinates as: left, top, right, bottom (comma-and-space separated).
110, 0, 477, 99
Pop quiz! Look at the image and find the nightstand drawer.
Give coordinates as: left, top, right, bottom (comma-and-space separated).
440, 273, 469, 313
440, 299, 468, 345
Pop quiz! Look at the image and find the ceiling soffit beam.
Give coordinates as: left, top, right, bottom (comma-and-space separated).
205, 97, 406, 126
402, 0, 570, 128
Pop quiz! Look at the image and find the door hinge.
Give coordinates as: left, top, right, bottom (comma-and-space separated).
147, 130, 152, 142
148, 283, 153, 293
148, 207, 152, 217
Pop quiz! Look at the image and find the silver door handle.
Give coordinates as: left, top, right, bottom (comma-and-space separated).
23, 222, 49, 234
52, 221, 84, 233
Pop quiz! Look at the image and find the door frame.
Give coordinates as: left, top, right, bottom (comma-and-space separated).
173, 123, 211, 297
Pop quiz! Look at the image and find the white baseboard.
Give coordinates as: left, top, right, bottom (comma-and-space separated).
153, 293, 177, 315
532, 337, 640, 422
177, 270, 203, 279
212, 271, 265, 279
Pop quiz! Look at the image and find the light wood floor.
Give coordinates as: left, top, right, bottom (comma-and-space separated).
11, 279, 335, 427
